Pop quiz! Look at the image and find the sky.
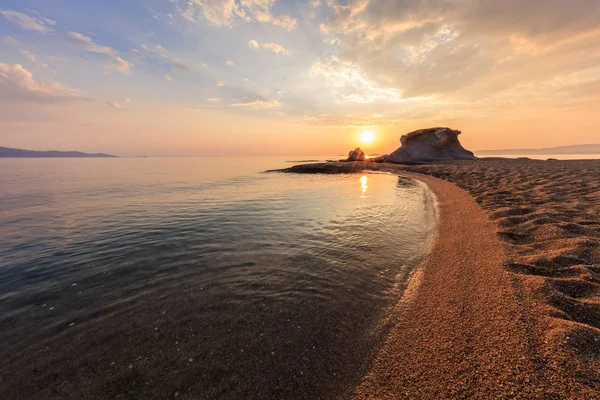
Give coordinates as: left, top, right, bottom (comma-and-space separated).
1, 0, 599, 156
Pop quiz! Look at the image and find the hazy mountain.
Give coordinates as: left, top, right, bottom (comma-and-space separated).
0, 147, 117, 158
477, 144, 600, 155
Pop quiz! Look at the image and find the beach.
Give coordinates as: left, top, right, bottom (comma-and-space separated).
286, 158, 600, 398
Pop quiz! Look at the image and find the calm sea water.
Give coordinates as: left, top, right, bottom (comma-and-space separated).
0, 157, 435, 399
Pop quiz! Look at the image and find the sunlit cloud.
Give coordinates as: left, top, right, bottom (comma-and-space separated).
310, 56, 402, 103
106, 56, 131, 72
19, 50, 37, 62
66, 31, 114, 55
0, 9, 54, 33
66, 31, 131, 73
106, 96, 131, 109
138, 44, 192, 72
0, 63, 85, 102
248, 40, 288, 55
231, 97, 282, 108
171, 0, 297, 30
316, 0, 600, 104
216, 81, 227, 87
262, 42, 287, 55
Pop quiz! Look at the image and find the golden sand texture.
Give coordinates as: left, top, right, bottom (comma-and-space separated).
361, 159, 600, 398
353, 173, 556, 398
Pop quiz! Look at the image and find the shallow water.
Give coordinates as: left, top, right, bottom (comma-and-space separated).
0, 157, 435, 399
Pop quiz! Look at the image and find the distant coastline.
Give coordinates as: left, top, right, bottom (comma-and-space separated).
0, 147, 117, 158
477, 143, 600, 155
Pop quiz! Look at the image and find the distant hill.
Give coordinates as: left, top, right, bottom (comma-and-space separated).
477, 144, 600, 155
0, 147, 118, 158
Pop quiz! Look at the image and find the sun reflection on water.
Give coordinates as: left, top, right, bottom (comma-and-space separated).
360, 175, 368, 197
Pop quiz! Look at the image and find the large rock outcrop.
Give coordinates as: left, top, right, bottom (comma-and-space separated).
385, 127, 476, 163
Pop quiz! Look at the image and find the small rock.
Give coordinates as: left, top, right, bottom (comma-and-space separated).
346, 147, 367, 162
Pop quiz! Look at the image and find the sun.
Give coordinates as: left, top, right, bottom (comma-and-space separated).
359, 130, 376, 144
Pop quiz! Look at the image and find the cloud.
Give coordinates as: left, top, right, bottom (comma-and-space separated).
231, 97, 282, 108
138, 44, 192, 72
310, 56, 402, 103
207, 97, 221, 102
216, 81, 227, 86
106, 56, 131, 72
106, 96, 131, 109
0, 63, 85, 103
0, 9, 54, 33
66, 32, 114, 55
268, 14, 297, 31
249, 40, 289, 55
315, 0, 600, 104
225, 59, 234, 66
2, 36, 18, 47
172, 0, 297, 30
25, 8, 56, 26
66, 31, 131, 73
165, 73, 172, 81
19, 50, 36, 62
262, 42, 288, 55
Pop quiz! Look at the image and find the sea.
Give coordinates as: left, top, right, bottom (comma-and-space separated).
0, 157, 436, 399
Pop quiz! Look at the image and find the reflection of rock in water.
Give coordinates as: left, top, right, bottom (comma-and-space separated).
384, 127, 477, 163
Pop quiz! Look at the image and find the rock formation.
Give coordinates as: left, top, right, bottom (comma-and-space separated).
346, 147, 367, 161
384, 127, 476, 163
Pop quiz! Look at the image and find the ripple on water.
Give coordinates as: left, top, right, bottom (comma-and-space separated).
0, 159, 435, 399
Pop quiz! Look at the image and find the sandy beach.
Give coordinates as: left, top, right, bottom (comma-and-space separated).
286, 158, 600, 398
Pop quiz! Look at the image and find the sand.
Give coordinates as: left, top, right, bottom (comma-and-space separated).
285, 158, 600, 398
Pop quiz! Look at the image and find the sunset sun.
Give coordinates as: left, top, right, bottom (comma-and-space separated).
359, 130, 376, 144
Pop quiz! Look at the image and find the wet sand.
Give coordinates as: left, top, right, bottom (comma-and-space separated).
285, 158, 600, 398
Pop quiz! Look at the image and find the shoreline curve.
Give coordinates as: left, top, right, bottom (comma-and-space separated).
352, 172, 554, 398
276, 160, 600, 397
